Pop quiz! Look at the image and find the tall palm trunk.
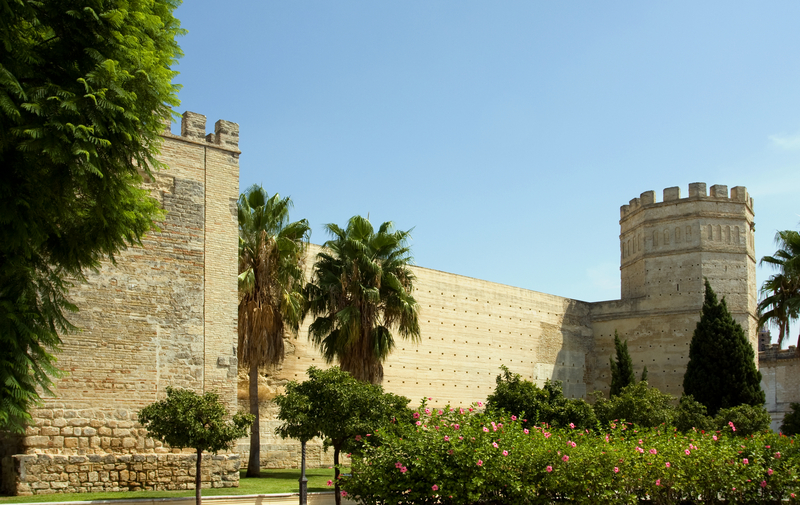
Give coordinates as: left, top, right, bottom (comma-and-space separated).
246, 362, 260, 477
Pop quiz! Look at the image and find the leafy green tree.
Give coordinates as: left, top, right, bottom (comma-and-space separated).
713, 404, 771, 437
305, 216, 420, 384
275, 366, 410, 505
237, 185, 310, 476
780, 402, 800, 436
683, 280, 765, 416
486, 366, 596, 430
640, 366, 648, 383
0, 0, 183, 432
609, 331, 635, 397
593, 381, 676, 428
758, 229, 800, 348
138, 388, 253, 505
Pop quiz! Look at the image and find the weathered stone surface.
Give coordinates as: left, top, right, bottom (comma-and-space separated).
3, 454, 239, 495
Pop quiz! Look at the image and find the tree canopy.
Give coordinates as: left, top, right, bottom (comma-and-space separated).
0, 0, 183, 432
138, 388, 252, 505
682, 279, 765, 416
237, 185, 309, 475
305, 216, 420, 383
275, 366, 410, 505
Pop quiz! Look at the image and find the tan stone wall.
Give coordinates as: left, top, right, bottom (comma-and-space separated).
760, 346, 800, 431
15, 112, 240, 457
241, 244, 595, 468
2, 453, 240, 496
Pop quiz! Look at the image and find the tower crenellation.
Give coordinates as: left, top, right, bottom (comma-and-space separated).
618, 182, 757, 349
165, 111, 240, 151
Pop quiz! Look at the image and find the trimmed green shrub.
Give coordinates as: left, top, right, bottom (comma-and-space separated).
714, 404, 772, 438
593, 381, 676, 428
486, 366, 596, 430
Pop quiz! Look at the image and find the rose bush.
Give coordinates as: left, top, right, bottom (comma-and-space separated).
342, 401, 799, 504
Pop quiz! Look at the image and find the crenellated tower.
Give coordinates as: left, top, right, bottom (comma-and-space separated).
618, 182, 757, 346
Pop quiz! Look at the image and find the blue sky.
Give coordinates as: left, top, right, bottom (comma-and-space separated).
172, 1, 800, 318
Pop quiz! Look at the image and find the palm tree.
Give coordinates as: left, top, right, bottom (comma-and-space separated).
305, 216, 420, 384
237, 185, 310, 476
758, 229, 800, 349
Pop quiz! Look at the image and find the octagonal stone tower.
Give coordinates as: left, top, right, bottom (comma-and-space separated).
619, 183, 757, 346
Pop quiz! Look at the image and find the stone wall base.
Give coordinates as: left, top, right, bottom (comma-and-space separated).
1, 453, 240, 496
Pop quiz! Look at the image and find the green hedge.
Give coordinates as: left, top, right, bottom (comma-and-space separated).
342, 402, 799, 504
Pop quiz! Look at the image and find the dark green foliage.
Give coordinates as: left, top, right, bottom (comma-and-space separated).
485, 365, 550, 426
138, 388, 253, 505
609, 331, 635, 397
275, 366, 411, 505
486, 366, 596, 430
305, 216, 420, 384
674, 394, 713, 433
683, 280, 765, 416
593, 381, 676, 428
781, 403, 800, 436
714, 404, 771, 437
640, 366, 648, 383
1, 0, 183, 432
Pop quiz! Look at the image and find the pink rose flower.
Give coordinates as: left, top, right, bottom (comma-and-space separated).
614, 467, 619, 473
768, 468, 773, 476
503, 450, 508, 456
743, 458, 749, 465
327, 480, 333, 486
546, 465, 553, 473
432, 484, 439, 491
562, 455, 569, 462
477, 460, 483, 467
665, 462, 670, 468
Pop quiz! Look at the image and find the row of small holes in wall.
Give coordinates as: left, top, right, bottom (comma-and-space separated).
426, 338, 531, 351
424, 292, 555, 315
427, 306, 552, 321
425, 322, 536, 335
397, 349, 531, 363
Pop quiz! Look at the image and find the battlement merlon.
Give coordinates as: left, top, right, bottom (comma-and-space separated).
620, 183, 753, 220
760, 344, 799, 363
160, 111, 241, 153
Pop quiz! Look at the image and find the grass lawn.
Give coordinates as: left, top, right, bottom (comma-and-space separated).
0, 468, 344, 504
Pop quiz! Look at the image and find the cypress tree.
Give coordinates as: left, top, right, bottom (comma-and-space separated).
609, 331, 635, 397
640, 366, 649, 383
682, 280, 765, 416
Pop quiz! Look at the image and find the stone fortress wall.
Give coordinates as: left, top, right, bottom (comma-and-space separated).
1, 112, 242, 495
2, 114, 797, 493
